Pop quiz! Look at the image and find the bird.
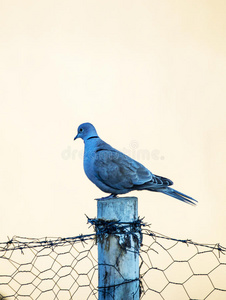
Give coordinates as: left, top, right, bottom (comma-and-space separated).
74, 122, 197, 205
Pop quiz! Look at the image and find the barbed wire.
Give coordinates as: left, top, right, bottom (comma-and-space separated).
0, 234, 95, 254
0, 219, 226, 299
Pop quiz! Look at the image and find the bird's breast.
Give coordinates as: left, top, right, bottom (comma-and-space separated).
83, 147, 96, 181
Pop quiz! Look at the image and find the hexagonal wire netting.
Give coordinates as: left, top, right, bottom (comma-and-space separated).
0, 226, 226, 300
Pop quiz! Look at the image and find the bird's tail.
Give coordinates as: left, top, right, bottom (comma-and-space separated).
160, 187, 198, 206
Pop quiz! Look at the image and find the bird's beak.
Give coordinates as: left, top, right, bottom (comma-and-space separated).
74, 134, 79, 140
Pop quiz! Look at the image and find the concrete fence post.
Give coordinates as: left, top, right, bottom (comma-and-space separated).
97, 196, 140, 300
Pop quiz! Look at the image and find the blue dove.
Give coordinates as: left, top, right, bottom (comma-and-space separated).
74, 123, 197, 205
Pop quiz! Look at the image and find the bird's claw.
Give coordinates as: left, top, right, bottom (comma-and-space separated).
95, 194, 118, 201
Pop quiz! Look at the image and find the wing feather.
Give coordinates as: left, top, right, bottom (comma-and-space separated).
93, 149, 153, 190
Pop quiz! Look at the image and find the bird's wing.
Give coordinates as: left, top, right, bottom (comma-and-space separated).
93, 148, 153, 190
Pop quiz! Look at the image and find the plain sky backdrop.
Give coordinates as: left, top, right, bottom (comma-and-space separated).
0, 1, 226, 249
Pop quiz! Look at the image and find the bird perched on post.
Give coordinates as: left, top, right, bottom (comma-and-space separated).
74, 122, 197, 205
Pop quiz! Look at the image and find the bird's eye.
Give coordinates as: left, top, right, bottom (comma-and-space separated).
79, 128, 84, 132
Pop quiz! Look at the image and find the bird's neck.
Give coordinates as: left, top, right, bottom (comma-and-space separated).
87, 135, 99, 140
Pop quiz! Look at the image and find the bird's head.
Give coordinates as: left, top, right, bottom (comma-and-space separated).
74, 123, 98, 141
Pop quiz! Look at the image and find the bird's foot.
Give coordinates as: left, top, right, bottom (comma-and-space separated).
95, 194, 118, 201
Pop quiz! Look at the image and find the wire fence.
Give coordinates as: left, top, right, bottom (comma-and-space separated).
0, 219, 226, 300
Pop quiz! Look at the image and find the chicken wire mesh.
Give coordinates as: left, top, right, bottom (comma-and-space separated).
0, 222, 226, 300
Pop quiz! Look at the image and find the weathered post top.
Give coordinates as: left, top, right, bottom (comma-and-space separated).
97, 196, 138, 222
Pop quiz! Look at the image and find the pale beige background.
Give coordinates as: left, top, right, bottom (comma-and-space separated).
0, 0, 226, 249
